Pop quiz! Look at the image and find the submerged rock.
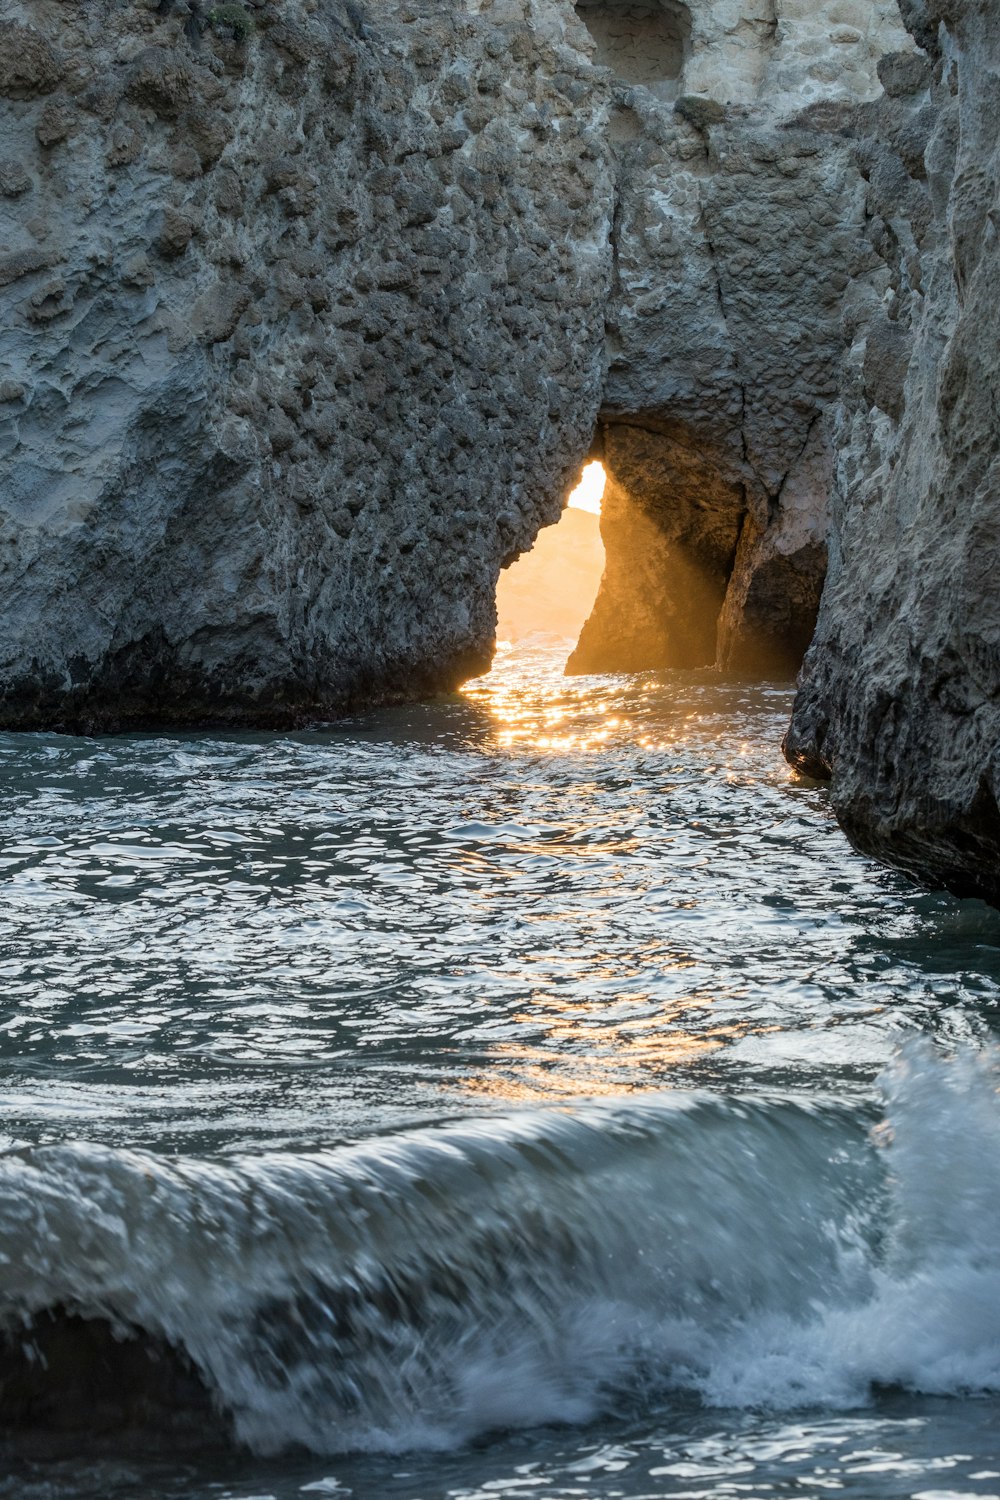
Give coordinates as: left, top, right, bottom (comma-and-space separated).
0, 1309, 219, 1447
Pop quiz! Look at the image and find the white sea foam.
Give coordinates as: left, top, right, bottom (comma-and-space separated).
1, 1045, 999, 1454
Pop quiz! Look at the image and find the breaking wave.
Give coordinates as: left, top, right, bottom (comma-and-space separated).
2, 1044, 1000, 1455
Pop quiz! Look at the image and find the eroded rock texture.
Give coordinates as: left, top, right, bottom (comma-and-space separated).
785, 0, 1000, 904
1, 0, 612, 728
568, 0, 912, 677
2, 0, 945, 756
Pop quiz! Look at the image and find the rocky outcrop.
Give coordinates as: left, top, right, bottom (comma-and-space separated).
1, 0, 612, 729
785, 0, 1000, 904
568, 0, 913, 677
2, 0, 988, 910
1, 0, 920, 730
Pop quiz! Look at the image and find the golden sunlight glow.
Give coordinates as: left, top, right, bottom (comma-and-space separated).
494, 476, 606, 645
566, 460, 606, 515
457, 992, 745, 1101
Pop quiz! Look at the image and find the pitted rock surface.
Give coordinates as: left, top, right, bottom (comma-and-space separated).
0, 0, 916, 729
786, 0, 1000, 905
1, 0, 612, 728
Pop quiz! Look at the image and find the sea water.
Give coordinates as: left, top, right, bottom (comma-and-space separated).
2, 639, 1000, 1498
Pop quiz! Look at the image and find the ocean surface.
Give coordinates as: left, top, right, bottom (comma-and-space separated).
2, 638, 1000, 1499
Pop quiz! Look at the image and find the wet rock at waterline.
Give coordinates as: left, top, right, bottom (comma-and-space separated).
785, 0, 1000, 907
0, 1311, 217, 1446
1, 0, 910, 730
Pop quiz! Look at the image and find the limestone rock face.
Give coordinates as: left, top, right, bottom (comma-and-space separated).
0, 0, 612, 728
569, 0, 912, 678
785, 0, 1000, 904
0, 0, 922, 734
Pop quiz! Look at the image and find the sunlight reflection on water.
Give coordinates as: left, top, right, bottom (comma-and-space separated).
0, 640, 998, 1152
5, 644, 1000, 1498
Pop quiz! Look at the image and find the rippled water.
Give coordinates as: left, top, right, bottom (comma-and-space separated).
3, 639, 1000, 1498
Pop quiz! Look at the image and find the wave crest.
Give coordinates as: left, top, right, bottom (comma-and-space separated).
1, 1048, 997, 1454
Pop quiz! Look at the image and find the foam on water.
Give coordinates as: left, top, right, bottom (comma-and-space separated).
1, 1044, 999, 1456
3, 644, 1000, 1496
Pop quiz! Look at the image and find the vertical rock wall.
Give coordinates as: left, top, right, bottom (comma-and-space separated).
0, 0, 612, 729
785, 0, 1000, 904
7, 0, 974, 879
567, 0, 913, 678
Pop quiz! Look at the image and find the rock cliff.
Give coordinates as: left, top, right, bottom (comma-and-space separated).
785, 0, 1000, 905
567, 0, 913, 678
1, 0, 915, 730
1, 0, 612, 728
17, 0, 995, 907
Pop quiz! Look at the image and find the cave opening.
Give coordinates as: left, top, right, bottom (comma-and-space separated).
490, 420, 825, 686
565, 423, 827, 681
574, 0, 692, 99
494, 462, 607, 660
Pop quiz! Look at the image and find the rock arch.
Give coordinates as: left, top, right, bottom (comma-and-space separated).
0, 0, 920, 730
562, 75, 868, 684
566, 418, 828, 679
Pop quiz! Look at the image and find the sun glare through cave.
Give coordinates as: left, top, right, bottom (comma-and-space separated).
495, 462, 607, 648
564, 460, 606, 515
